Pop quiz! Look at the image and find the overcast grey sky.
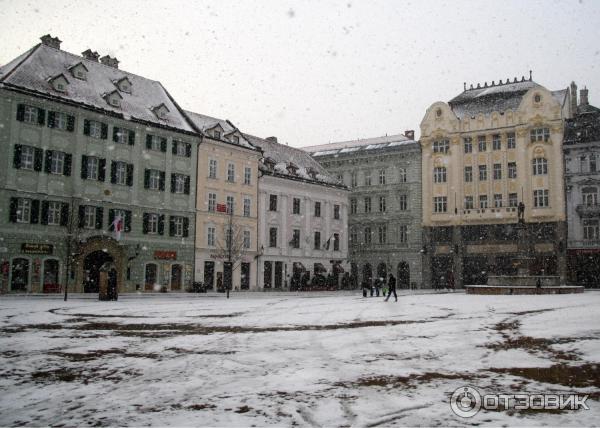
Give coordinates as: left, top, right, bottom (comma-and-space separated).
1, 0, 599, 146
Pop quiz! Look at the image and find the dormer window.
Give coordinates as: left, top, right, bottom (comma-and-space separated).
68, 62, 88, 81
232, 135, 240, 144
103, 90, 123, 108
48, 74, 69, 93
214, 130, 221, 139
264, 157, 277, 169
286, 162, 299, 175
115, 77, 132, 94
152, 103, 169, 119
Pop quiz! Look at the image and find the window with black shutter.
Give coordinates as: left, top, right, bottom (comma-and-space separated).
16, 104, 25, 122
9, 198, 18, 222
98, 159, 106, 182
78, 206, 86, 228
13, 145, 22, 169
101, 123, 108, 139
183, 218, 189, 237
41, 201, 49, 225
66, 115, 75, 132
169, 217, 175, 236
44, 150, 53, 173
32, 148, 42, 171
37, 109, 45, 126
30, 200, 40, 224
159, 171, 165, 191
63, 154, 72, 176
112, 127, 119, 142
83, 119, 90, 136
146, 135, 152, 149
60, 203, 69, 226
126, 164, 134, 186
128, 130, 135, 145
160, 138, 167, 152
110, 161, 117, 184
158, 214, 165, 235
185, 143, 192, 158
47, 111, 56, 128
144, 169, 150, 188
81, 155, 88, 179
172, 142, 177, 155
124, 211, 132, 232
95, 207, 103, 229
170, 174, 176, 193
184, 176, 190, 194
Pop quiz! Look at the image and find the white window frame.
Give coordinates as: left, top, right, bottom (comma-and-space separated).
464, 166, 473, 182
21, 146, 34, 170
174, 174, 185, 194
55, 112, 68, 130
398, 225, 408, 243
465, 196, 474, 210
147, 213, 159, 234
379, 196, 386, 212
533, 189, 549, 208
87, 157, 99, 180
208, 193, 216, 212
89, 120, 102, 139
23, 106, 38, 124
149, 170, 160, 190
50, 151, 65, 175
508, 162, 517, 179
173, 216, 184, 237
583, 219, 599, 240
379, 169, 386, 185
227, 163, 235, 182
378, 225, 387, 244
47, 201, 62, 226
243, 230, 251, 249
207, 226, 216, 247
115, 127, 129, 144
530, 127, 550, 143
175, 141, 187, 157
507, 133, 516, 149
243, 197, 251, 217
399, 194, 407, 211
509, 193, 518, 207
16, 198, 31, 223
494, 194, 503, 208
83, 206, 96, 229
434, 196, 447, 213
244, 167, 251, 185
115, 162, 127, 185
434, 167, 447, 183
149, 135, 162, 151
209, 159, 217, 179
226, 196, 234, 214
532, 158, 548, 175
479, 195, 488, 209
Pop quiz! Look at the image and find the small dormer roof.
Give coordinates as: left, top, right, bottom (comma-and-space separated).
264, 156, 277, 167
114, 76, 132, 91
151, 102, 170, 118
48, 73, 69, 84
286, 162, 299, 173
103, 89, 123, 100
67, 61, 89, 72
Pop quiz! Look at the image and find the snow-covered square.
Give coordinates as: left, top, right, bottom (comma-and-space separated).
1, 291, 599, 426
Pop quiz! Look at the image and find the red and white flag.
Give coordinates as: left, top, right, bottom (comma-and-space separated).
111, 215, 124, 241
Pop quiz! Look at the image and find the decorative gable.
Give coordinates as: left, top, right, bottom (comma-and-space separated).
151, 103, 169, 119
48, 74, 69, 92
115, 76, 132, 94
68, 62, 89, 80
103, 90, 123, 108
208, 124, 224, 140
226, 131, 241, 145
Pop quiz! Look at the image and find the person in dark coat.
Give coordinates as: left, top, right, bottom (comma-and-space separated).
385, 273, 397, 302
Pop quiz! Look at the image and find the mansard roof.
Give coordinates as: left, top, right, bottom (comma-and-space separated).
0, 43, 194, 133
564, 106, 600, 145
244, 134, 344, 188
304, 133, 418, 157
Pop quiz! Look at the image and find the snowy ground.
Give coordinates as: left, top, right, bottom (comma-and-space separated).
1, 291, 599, 427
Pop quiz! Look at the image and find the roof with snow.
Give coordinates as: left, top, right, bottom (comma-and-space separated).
564, 103, 600, 145
303, 134, 418, 157
184, 110, 256, 150
244, 134, 345, 188
0, 43, 194, 133
448, 78, 567, 119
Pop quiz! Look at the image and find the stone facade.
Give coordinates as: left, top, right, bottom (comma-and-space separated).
420, 76, 571, 288
564, 85, 600, 287
305, 134, 423, 289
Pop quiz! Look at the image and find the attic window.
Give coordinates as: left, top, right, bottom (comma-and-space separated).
116, 77, 132, 94
69, 62, 88, 81
436, 108, 442, 118
56, 82, 65, 92
110, 97, 120, 107
232, 135, 240, 144
534, 93, 542, 103
49, 74, 69, 93
152, 104, 170, 119
214, 130, 221, 139
76, 70, 85, 79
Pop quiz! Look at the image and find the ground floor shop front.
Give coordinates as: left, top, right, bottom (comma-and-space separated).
348, 250, 423, 289
194, 250, 257, 291
567, 248, 600, 287
257, 256, 348, 290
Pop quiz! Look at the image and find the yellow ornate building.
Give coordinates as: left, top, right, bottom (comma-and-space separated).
420, 75, 572, 288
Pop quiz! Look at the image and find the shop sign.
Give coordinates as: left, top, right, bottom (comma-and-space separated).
21, 243, 53, 255
154, 250, 177, 260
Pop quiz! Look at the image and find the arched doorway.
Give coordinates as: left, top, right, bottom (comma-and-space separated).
170, 264, 182, 291
377, 263, 387, 280
145, 263, 158, 291
11, 258, 30, 291
362, 263, 372, 284
397, 261, 410, 289
42, 259, 60, 293
83, 250, 114, 293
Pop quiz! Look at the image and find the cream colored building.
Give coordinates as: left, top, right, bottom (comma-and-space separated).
420, 76, 571, 288
186, 112, 261, 290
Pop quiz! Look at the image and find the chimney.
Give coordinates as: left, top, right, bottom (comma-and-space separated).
100, 55, 119, 69
82, 49, 100, 62
404, 130, 415, 140
580, 87, 589, 106
570, 81, 578, 114
40, 34, 62, 49
265, 136, 278, 144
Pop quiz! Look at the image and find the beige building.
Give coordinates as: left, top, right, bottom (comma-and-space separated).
186, 112, 261, 290
420, 75, 571, 288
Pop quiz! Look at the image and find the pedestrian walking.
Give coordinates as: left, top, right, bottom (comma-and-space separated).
385, 273, 397, 302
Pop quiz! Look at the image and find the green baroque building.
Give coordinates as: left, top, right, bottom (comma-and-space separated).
0, 35, 199, 294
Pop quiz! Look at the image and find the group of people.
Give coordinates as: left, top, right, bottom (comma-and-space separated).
362, 273, 398, 302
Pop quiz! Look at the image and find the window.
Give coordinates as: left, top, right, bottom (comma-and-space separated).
16, 198, 32, 223
507, 132, 516, 149
582, 187, 598, 206
269, 227, 277, 247
492, 134, 501, 150
314, 231, 321, 250
209, 159, 217, 179
269, 194, 277, 211
434, 196, 447, 213
530, 127, 550, 143
213, 130, 221, 139
464, 137, 473, 153
379, 169, 386, 185
493, 163, 502, 180
88, 120, 103, 139
113, 127, 133, 144
172, 174, 186, 194
350, 198, 357, 214
293, 198, 301, 215
336, 174, 343, 182
243, 197, 251, 217
399, 194, 407, 211
47, 201, 62, 226
433, 139, 449, 153
378, 225, 387, 244
23, 105, 40, 124
291, 229, 300, 248
349, 229, 357, 245
51, 112, 70, 131
227, 163, 235, 182
465, 196, 474, 210
20, 146, 35, 170
173, 140, 190, 157
364, 171, 371, 186
314, 201, 321, 217
114, 161, 127, 185
145, 213, 159, 234
86, 157, 99, 180
479, 165, 487, 181
379, 196, 386, 212
532, 158, 548, 175
148, 169, 161, 190
508, 162, 517, 179
464, 166, 473, 182
226, 196, 234, 214
208, 193, 216, 212
398, 225, 408, 244
146, 134, 165, 151
364, 197, 371, 213
478, 135, 487, 152
334, 204, 340, 219
232, 135, 240, 144
244, 167, 251, 185
479, 195, 488, 209
83, 206, 96, 229
509, 193, 518, 207
434, 167, 447, 183
494, 194, 503, 208
243, 230, 251, 249
172, 216, 184, 237
207, 227, 216, 246
533, 189, 549, 208
351, 172, 357, 187
364, 227, 372, 244
583, 220, 599, 240
591, 154, 598, 173
48, 151, 65, 175
333, 233, 340, 251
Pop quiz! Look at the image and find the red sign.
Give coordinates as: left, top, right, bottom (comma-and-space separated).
216, 203, 227, 213
154, 251, 177, 260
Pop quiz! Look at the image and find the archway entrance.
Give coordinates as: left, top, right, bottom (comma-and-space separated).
83, 250, 113, 293
377, 263, 387, 280
362, 263, 372, 285
397, 261, 410, 289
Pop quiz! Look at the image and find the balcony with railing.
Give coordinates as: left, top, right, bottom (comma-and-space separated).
576, 203, 600, 217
